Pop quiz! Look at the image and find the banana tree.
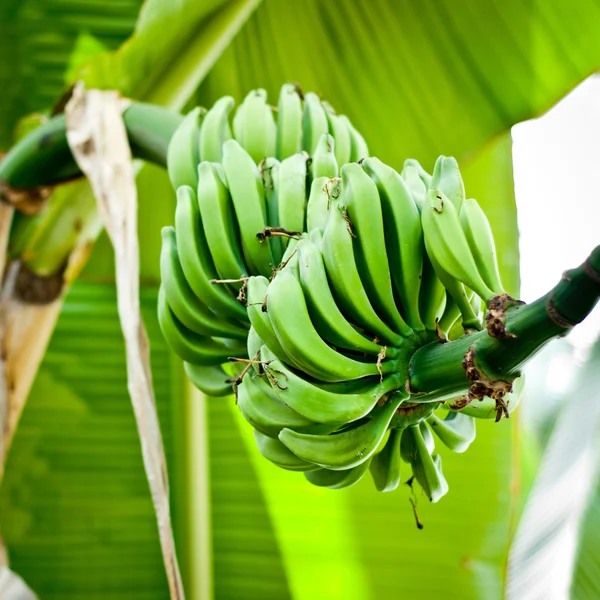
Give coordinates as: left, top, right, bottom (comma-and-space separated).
1, 1, 600, 599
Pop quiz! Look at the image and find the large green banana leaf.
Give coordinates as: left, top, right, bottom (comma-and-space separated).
3, 0, 600, 598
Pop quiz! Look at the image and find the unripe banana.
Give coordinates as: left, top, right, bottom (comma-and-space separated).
338, 114, 369, 161
459, 198, 505, 294
370, 428, 402, 492
235, 89, 277, 163
184, 363, 232, 397
276, 83, 303, 160
254, 429, 319, 472
431, 155, 465, 211
311, 133, 338, 178
401, 162, 427, 210
167, 107, 204, 190
198, 96, 234, 162
302, 92, 329, 155
306, 176, 335, 234
278, 152, 308, 242
322, 102, 351, 166
222, 139, 273, 277
404, 158, 432, 188
260, 157, 284, 264
426, 411, 476, 453
305, 460, 372, 490
421, 188, 496, 302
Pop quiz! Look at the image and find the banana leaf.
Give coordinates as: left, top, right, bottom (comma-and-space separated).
4, 0, 600, 598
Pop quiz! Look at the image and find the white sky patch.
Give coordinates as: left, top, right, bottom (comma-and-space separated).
512, 74, 600, 356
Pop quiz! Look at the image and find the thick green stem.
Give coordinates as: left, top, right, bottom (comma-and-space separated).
0, 102, 182, 190
410, 246, 600, 405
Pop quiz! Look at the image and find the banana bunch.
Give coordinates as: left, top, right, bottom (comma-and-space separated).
235, 155, 507, 501
159, 82, 511, 501
159, 85, 368, 397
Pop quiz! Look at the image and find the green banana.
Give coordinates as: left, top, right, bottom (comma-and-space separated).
160, 226, 246, 338
237, 373, 315, 438
438, 294, 461, 337
322, 102, 351, 166
278, 389, 406, 470
266, 270, 400, 382
254, 430, 319, 471
245, 276, 298, 367
296, 236, 395, 356
421, 188, 496, 302
246, 325, 263, 374
306, 176, 334, 234
260, 157, 285, 264
157, 286, 245, 366
339, 162, 412, 337
174, 185, 248, 321
362, 158, 425, 332
404, 158, 432, 188
401, 425, 448, 502
426, 411, 476, 453
321, 199, 406, 347
184, 362, 232, 397
305, 459, 372, 490
222, 139, 273, 277
198, 96, 234, 162
196, 161, 247, 283
236, 89, 277, 163
459, 198, 505, 294
370, 428, 402, 492
278, 152, 309, 244
167, 107, 204, 190
401, 162, 427, 209
339, 114, 369, 161
276, 83, 303, 160
430, 155, 464, 211
302, 92, 329, 155
418, 254, 447, 331
311, 133, 338, 178
262, 345, 403, 424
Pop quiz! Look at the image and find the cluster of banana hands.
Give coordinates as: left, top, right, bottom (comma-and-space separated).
158, 83, 508, 502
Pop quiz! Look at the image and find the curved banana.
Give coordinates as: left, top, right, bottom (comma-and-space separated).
236, 89, 277, 163
198, 96, 234, 162
421, 188, 497, 302
338, 114, 369, 161
196, 161, 247, 283
302, 92, 329, 155
245, 276, 297, 367
369, 428, 402, 492
306, 176, 333, 234
339, 163, 412, 337
184, 362, 232, 397
296, 236, 395, 356
246, 325, 263, 374
278, 152, 308, 244
262, 345, 403, 424
260, 157, 284, 265
322, 102, 351, 166
426, 411, 476, 453
222, 139, 273, 277
438, 294, 461, 337
158, 286, 245, 365
254, 429, 319, 471
278, 389, 406, 470
237, 373, 315, 438
404, 158, 432, 188
305, 459, 372, 490
362, 158, 425, 332
160, 226, 246, 338
276, 83, 303, 160
401, 425, 448, 502
431, 155, 464, 211
459, 198, 505, 294
311, 133, 338, 179
266, 270, 400, 382
418, 254, 447, 332
322, 200, 406, 347
167, 107, 204, 190
401, 162, 427, 210
174, 185, 248, 322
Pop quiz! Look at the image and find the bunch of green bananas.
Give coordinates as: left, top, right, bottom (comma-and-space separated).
159, 83, 510, 501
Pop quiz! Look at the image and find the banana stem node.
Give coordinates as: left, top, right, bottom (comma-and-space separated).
485, 293, 525, 339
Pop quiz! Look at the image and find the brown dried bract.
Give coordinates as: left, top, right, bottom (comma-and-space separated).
448, 395, 472, 411
376, 346, 387, 382
485, 293, 525, 339
0, 181, 52, 215
13, 261, 64, 304
462, 346, 513, 422
256, 226, 302, 242
340, 207, 356, 237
